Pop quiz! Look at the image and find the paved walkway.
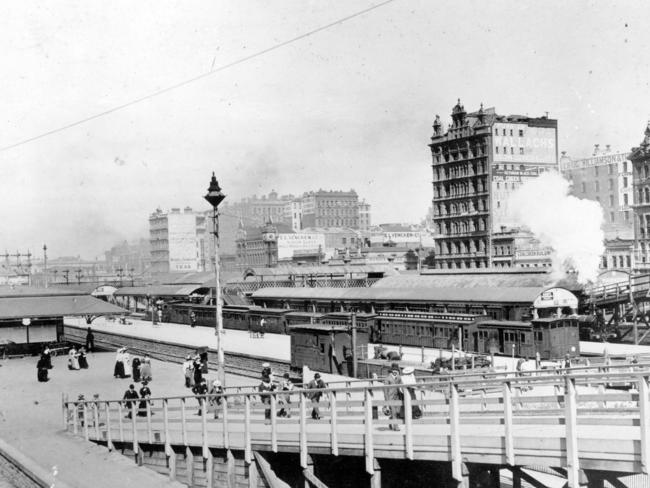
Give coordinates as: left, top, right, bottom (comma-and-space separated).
0, 351, 257, 488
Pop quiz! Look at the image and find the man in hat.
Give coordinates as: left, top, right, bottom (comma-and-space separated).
192, 377, 209, 415
208, 379, 224, 419
384, 364, 402, 430
278, 372, 293, 418
307, 373, 326, 420
261, 363, 272, 382
258, 374, 276, 420
122, 384, 139, 418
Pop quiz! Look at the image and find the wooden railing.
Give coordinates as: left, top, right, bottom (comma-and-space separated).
64, 367, 650, 483
587, 274, 650, 302
225, 278, 380, 293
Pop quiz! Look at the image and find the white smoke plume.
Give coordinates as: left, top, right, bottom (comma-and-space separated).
506, 171, 604, 284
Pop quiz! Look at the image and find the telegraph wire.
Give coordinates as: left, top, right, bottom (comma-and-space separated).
0, 0, 397, 153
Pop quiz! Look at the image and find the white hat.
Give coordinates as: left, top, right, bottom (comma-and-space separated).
402, 367, 414, 374
213, 380, 221, 387
262, 363, 270, 368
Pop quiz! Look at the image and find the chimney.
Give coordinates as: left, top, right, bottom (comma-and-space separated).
593, 144, 600, 156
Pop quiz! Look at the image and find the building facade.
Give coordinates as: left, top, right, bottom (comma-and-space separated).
149, 207, 207, 274
358, 199, 371, 231
630, 122, 650, 270
301, 190, 359, 228
560, 145, 633, 240
429, 100, 558, 269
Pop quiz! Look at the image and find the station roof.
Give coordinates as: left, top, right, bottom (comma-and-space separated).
251, 286, 545, 304
242, 264, 397, 279
0, 286, 88, 298
0, 295, 126, 319
375, 270, 554, 289
114, 284, 204, 297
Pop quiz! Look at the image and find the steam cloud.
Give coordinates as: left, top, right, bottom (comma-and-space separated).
506, 171, 604, 284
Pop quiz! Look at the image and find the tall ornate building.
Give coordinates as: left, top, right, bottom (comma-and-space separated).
630, 122, 650, 270
429, 100, 558, 269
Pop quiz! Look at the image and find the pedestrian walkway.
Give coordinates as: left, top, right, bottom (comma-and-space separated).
0, 350, 257, 488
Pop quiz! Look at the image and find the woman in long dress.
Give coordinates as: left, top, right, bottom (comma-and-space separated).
113, 348, 125, 378
140, 357, 152, 382
68, 347, 80, 370
78, 347, 89, 369
122, 350, 132, 377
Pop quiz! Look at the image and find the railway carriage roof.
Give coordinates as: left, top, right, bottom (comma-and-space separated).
251, 286, 545, 304
477, 320, 532, 329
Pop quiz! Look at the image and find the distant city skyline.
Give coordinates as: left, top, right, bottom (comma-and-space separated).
1, 1, 649, 258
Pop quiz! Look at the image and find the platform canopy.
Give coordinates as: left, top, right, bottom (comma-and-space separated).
0, 294, 126, 319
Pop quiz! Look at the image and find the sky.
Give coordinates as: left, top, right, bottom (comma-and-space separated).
1, 0, 649, 259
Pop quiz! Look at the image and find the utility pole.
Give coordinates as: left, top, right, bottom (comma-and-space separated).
43, 244, 48, 288
63, 270, 70, 285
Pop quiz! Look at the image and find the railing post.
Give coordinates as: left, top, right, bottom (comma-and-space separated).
503, 381, 514, 466
94, 402, 101, 440
201, 398, 209, 458
222, 395, 229, 449
83, 402, 89, 441
105, 402, 114, 451
180, 398, 187, 446
364, 389, 375, 475
131, 402, 138, 455
330, 390, 338, 456
565, 376, 579, 488
403, 387, 413, 460
300, 391, 308, 468
117, 402, 124, 442
163, 399, 172, 455
450, 382, 462, 484
72, 402, 79, 435
639, 375, 650, 473
62, 394, 68, 430
270, 393, 278, 453
245, 395, 252, 463
146, 400, 153, 445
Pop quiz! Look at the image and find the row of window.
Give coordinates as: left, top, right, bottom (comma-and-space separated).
433, 180, 488, 198
436, 219, 488, 236
433, 161, 486, 180
434, 199, 489, 216
436, 239, 487, 256
496, 146, 525, 155
602, 255, 632, 269
495, 128, 525, 137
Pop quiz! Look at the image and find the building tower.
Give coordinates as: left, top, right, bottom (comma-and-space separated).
429, 100, 558, 269
630, 122, 650, 270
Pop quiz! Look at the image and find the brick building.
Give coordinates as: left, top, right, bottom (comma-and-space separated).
301, 190, 359, 228
429, 99, 558, 269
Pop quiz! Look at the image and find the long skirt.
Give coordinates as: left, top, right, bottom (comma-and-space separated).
114, 361, 125, 378
79, 356, 89, 369
37, 368, 49, 382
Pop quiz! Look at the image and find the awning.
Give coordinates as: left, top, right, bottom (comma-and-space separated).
114, 285, 205, 297
0, 295, 126, 319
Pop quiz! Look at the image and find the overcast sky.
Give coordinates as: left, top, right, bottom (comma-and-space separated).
1, 1, 649, 259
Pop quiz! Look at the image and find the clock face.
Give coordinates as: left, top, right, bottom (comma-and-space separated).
263, 233, 276, 242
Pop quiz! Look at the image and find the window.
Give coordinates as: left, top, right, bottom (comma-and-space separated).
519, 147, 524, 155
502, 129, 506, 136
625, 210, 629, 221
497, 201, 501, 208
623, 161, 628, 172
581, 182, 586, 193
624, 177, 628, 188
595, 181, 600, 192
624, 194, 629, 205
608, 179, 613, 190
510, 129, 513, 136
609, 195, 614, 206
510, 147, 514, 154
503, 147, 507, 154
534, 331, 543, 342
610, 211, 615, 222
496, 146, 499, 154
595, 166, 599, 176
519, 129, 524, 137
608, 164, 614, 175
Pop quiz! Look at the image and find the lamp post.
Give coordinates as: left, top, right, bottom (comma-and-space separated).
204, 172, 226, 386
43, 244, 48, 288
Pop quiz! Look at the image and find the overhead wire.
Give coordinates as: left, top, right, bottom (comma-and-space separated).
0, 0, 397, 153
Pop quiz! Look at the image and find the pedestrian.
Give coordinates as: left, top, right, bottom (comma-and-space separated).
259, 317, 266, 338
41, 346, 53, 370
140, 356, 152, 382
68, 346, 80, 370
193, 356, 203, 386
122, 384, 139, 418
278, 372, 293, 418
138, 381, 152, 417
157, 308, 163, 323
131, 356, 142, 382
400, 366, 421, 419
208, 379, 224, 419
261, 362, 272, 382
258, 375, 276, 420
182, 355, 193, 388
307, 373, 326, 420
383, 363, 402, 431
192, 378, 209, 415
85, 327, 95, 352
113, 348, 125, 378
190, 311, 197, 328
78, 347, 89, 369
37, 355, 49, 382
122, 349, 132, 378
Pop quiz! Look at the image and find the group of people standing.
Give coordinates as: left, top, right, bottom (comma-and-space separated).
68, 346, 89, 370
258, 363, 299, 420
383, 363, 420, 431
122, 381, 153, 419
113, 347, 153, 382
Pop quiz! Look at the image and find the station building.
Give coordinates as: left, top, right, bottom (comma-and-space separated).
429, 100, 558, 270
